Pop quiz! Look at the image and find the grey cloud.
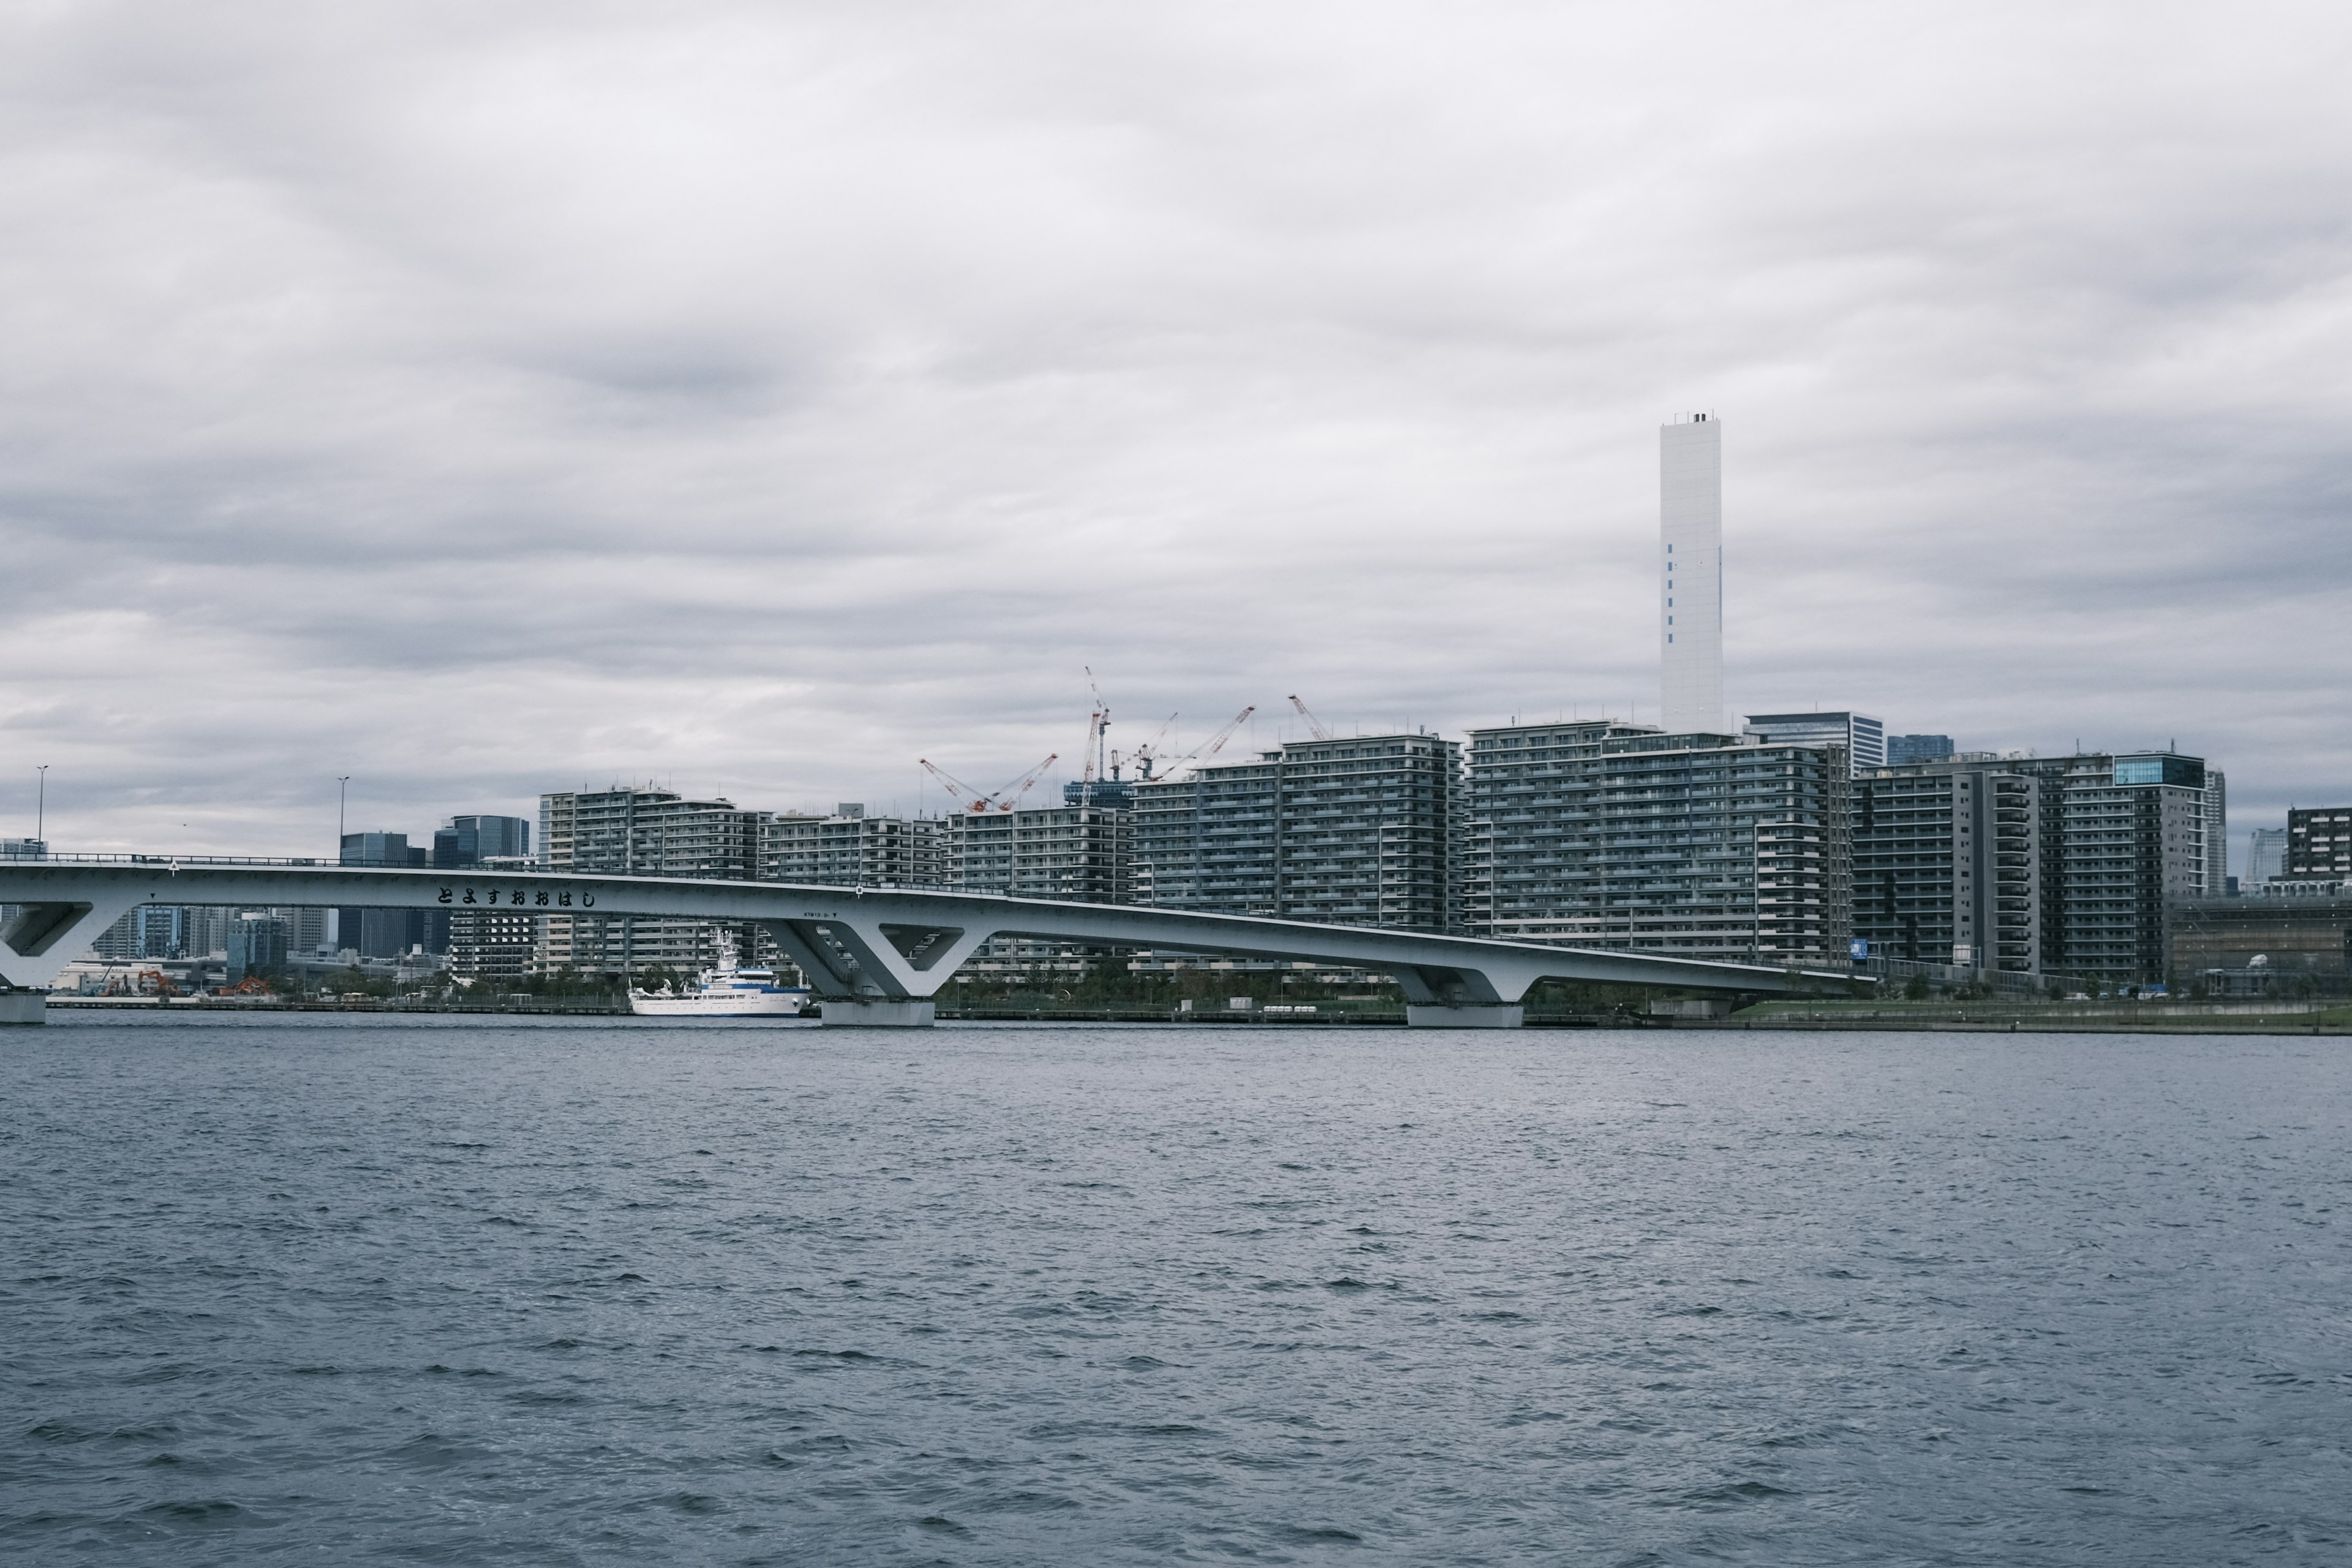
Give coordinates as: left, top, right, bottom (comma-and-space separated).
2, 1, 2349, 853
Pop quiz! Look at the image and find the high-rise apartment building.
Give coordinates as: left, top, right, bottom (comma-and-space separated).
1853, 760, 2041, 970
948, 805, 1131, 905
538, 787, 767, 978
1887, 734, 1955, 767
2008, 752, 2217, 983
1133, 733, 1461, 932
1660, 415, 1724, 734
2286, 807, 2352, 880
763, 805, 946, 888
448, 853, 541, 987
2204, 771, 2228, 897
1461, 722, 1851, 967
1746, 712, 1887, 775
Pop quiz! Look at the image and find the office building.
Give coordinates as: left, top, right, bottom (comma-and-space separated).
224, 913, 287, 984
1853, 760, 2041, 970
538, 787, 767, 978
1660, 415, 1724, 733
434, 814, 532, 868
2247, 827, 2290, 888
276, 905, 330, 957
948, 805, 1131, 905
1461, 721, 1851, 967
1888, 734, 1955, 767
2008, 752, 2218, 984
339, 831, 430, 959
2286, 807, 2352, 880
1746, 712, 1887, 776
1133, 732, 1461, 932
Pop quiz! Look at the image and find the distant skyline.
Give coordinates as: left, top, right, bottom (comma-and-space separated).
3, 3, 2348, 854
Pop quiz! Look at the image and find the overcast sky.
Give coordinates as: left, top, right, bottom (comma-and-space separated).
3, 1, 2347, 859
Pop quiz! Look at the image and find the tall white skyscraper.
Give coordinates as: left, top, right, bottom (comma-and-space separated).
1660, 414, 1724, 733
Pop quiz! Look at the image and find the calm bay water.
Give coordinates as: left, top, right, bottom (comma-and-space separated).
2, 1016, 2347, 1565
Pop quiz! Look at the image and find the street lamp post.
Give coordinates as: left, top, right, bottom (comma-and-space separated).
35, 764, 48, 846
337, 777, 350, 859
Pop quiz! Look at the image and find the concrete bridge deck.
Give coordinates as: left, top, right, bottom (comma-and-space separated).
0, 859, 1858, 1026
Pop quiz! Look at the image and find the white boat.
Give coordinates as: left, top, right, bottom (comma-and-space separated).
629, 964, 810, 1017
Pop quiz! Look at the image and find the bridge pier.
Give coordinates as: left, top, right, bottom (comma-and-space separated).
0, 991, 47, 1025
819, 999, 935, 1028
1404, 1003, 1523, 1028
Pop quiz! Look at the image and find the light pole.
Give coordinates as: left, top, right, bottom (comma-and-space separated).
337, 776, 350, 859
35, 764, 48, 846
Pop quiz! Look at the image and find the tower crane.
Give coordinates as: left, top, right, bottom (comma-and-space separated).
1129, 712, 1180, 782
1079, 667, 1110, 784
1287, 694, 1335, 742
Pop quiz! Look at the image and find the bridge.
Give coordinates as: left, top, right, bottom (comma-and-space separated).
0, 859, 1857, 1026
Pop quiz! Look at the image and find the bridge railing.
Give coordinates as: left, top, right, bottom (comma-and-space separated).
1, 853, 339, 867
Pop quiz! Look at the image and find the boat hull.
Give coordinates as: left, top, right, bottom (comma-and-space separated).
628, 984, 809, 1017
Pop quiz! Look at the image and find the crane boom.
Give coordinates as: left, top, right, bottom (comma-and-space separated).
996, 752, 1059, 810
919, 758, 993, 815
1287, 695, 1334, 742
1198, 704, 1255, 760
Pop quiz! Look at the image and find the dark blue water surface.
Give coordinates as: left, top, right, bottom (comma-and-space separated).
2, 1016, 2348, 1565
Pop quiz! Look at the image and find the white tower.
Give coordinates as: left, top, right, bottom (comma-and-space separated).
1660, 414, 1724, 733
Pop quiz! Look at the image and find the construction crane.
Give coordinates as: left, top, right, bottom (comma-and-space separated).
1145, 704, 1256, 782
1201, 704, 1256, 759
996, 752, 1060, 810
1129, 712, 1180, 782
920, 754, 1060, 814
1287, 694, 1335, 742
1079, 668, 1111, 784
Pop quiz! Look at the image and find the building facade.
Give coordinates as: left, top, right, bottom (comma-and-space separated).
1460, 722, 1851, 967
2173, 894, 2352, 993
948, 805, 1132, 904
448, 853, 541, 987
435, 814, 532, 868
763, 805, 946, 889
2247, 827, 2290, 888
1853, 760, 2041, 971
1132, 733, 1461, 932
2008, 752, 2217, 984
1660, 415, 1725, 733
1745, 712, 1888, 776
1887, 734, 1956, 767
225, 913, 287, 984
538, 787, 767, 978
2286, 807, 2352, 880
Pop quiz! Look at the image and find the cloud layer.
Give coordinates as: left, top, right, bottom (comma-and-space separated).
3, 1, 2348, 858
